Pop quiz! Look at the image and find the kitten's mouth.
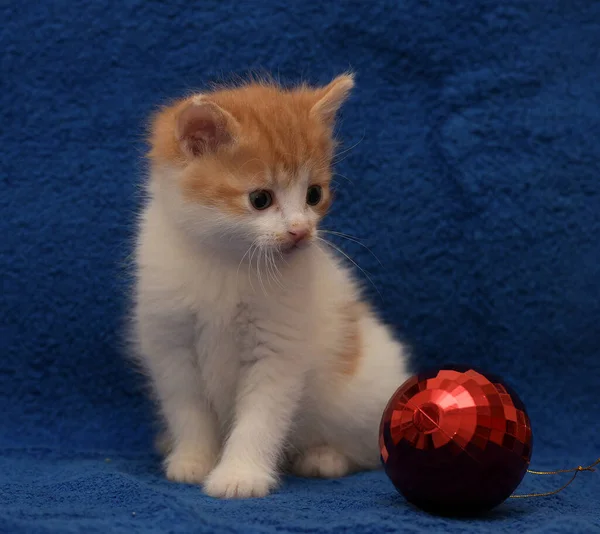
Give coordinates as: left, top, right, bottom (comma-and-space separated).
280, 240, 311, 255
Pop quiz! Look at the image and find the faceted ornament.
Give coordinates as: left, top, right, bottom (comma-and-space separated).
379, 365, 533, 516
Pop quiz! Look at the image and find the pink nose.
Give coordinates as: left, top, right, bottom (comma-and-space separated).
288, 227, 309, 243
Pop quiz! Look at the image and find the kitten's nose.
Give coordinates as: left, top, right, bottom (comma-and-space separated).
288, 227, 309, 243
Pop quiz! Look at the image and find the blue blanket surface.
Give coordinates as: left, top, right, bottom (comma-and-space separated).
2, 1, 599, 532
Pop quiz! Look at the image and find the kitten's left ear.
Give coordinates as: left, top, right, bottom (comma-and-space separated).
310, 73, 355, 126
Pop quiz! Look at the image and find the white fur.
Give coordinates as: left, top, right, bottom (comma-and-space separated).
132, 165, 410, 499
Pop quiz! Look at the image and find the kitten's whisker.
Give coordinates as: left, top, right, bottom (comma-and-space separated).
266, 249, 275, 292
310, 161, 335, 176
269, 249, 285, 290
331, 132, 365, 165
245, 170, 268, 190
319, 230, 383, 268
238, 157, 268, 173
332, 173, 354, 185
316, 237, 383, 302
266, 251, 278, 290
256, 246, 268, 297
261, 247, 273, 295
276, 247, 289, 268
263, 246, 275, 289
236, 239, 258, 289
247, 242, 258, 294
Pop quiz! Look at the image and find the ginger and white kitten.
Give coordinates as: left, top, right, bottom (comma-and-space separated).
132, 74, 410, 499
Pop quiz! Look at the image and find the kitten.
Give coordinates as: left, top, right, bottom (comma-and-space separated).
132, 73, 410, 499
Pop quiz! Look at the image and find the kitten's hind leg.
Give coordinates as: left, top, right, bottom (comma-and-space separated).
290, 445, 353, 478
155, 429, 173, 456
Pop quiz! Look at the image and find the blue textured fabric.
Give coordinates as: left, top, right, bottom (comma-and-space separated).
2, 1, 599, 532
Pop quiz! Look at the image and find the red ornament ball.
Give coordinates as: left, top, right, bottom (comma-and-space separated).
379, 365, 533, 516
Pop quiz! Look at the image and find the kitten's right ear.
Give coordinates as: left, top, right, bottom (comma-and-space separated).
175, 98, 239, 158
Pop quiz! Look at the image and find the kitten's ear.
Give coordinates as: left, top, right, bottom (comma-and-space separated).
176, 98, 239, 158
310, 74, 355, 126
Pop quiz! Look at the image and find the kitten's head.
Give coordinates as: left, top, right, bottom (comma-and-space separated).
147, 74, 354, 257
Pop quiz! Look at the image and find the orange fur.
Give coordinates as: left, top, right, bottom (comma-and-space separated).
147, 76, 354, 216
337, 301, 368, 376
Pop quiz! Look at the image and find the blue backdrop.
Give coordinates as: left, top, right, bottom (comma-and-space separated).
2, 1, 599, 532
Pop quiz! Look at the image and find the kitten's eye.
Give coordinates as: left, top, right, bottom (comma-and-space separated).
249, 190, 273, 210
306, 185, 322, 206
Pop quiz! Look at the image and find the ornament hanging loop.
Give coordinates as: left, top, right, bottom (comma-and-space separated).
510, 457, 599, 499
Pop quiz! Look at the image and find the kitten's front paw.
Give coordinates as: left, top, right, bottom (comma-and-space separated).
203, 462, 277, 499
165, 450, 217, 485
292, 446, 351, 478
